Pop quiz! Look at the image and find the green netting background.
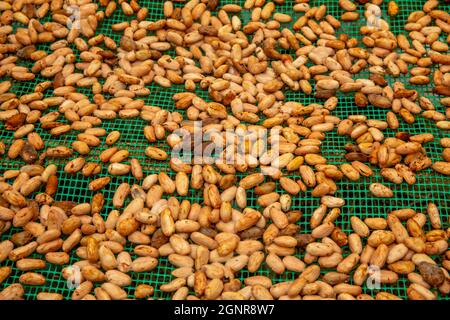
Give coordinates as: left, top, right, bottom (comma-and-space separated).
0, 0, 449, 300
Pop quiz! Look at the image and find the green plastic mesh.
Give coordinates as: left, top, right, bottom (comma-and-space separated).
0, 0, 449, 300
